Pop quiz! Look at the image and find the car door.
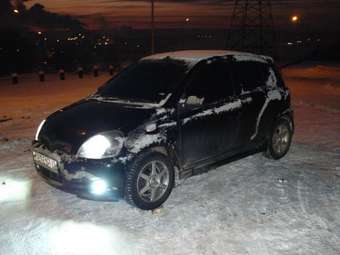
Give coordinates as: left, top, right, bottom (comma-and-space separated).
178, 59, 242, 168
231, 60, 269, 145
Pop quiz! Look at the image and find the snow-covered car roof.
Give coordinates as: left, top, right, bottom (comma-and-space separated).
142, 50, 273, 66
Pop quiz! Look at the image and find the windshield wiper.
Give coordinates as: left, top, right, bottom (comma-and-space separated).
89, 95, 158, 108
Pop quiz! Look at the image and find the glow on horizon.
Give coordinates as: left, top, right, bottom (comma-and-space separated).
24, 0, 340, 30
25, 0, 233, 29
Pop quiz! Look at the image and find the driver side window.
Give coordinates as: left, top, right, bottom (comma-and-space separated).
183, 60, 234, 106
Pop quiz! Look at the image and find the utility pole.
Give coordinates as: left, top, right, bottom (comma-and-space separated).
151, 0, 155, 54
226, 0, 276, 56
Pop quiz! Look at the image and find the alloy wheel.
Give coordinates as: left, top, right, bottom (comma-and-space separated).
136, 160, 170, 202
272, 124, 290, 155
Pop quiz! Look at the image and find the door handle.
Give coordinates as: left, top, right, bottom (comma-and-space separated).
241, 97, 252, 104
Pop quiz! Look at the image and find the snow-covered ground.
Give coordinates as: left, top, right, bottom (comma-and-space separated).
0, 64, 339, 255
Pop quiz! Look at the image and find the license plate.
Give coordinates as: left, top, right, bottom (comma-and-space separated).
33, 151, 58, 174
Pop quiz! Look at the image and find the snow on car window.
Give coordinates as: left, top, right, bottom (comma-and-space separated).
266, 68, 277, 88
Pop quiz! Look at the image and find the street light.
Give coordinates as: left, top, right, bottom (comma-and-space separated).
13, 9, 19, 14
291, 15, 299, 23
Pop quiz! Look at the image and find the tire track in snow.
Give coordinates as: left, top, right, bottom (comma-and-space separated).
297, 179, 308, 215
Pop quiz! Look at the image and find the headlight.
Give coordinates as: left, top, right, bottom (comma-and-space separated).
77, 131, 125, 159
35, 119, 46, 141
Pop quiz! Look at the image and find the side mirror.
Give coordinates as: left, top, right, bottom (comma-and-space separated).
178, 95, 203, 113
186, 96, 204, 107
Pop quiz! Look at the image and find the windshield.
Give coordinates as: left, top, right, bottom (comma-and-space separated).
95, 58, 189, 105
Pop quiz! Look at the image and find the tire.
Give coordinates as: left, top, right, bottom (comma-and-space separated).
264, 118, 293, 160
124, 151, 175, 210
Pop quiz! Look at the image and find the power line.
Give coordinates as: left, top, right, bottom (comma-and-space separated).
226, 0, 276, 56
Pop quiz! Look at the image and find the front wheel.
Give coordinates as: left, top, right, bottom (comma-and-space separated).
264, 118, 293, 160
124, 151, 175, 210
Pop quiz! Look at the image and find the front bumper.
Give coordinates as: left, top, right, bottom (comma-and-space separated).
32, 143, 126, 201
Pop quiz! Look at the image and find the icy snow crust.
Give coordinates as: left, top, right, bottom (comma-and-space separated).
124, 108, 176, 155
183, 99, 244, 125
89, 93, 172, 109
1, 65, 340, 255
126, 132, 166, 154
251, 68, 283, 140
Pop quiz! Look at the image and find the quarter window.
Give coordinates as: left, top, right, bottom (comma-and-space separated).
232, 61, 269, 93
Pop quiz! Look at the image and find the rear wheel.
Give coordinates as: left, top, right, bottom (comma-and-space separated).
124, 151, 174, 210
264, 118, 293, 159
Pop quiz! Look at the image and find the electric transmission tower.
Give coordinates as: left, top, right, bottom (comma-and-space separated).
226, 0, 276, 56
151, 0, 155, 54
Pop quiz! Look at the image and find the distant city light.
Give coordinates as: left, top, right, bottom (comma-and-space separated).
38, 31, 42, 35
13, 9, 19, 14
185, 17, 190, 22
67, 36, 79, 41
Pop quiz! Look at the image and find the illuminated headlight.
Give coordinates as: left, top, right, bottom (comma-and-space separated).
35, 119, 46, 141
89, 179, 108, 195
77, 131, 125, 159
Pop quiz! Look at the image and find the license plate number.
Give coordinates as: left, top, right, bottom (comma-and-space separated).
33, 151, 58, 174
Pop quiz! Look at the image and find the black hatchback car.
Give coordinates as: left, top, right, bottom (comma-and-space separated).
32, 50, 294, 210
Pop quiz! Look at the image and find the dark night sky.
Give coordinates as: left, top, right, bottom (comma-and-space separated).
23, 0, 340, 31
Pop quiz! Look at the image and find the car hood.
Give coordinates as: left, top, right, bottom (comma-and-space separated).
39, 99, 156, 154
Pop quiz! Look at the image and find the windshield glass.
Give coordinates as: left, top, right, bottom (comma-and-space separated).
95, 58, 189, 105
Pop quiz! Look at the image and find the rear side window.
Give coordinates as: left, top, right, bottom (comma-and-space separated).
232, 61, 269, 93
185, 60, 234, 105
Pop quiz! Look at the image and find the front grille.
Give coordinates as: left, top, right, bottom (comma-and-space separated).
37, 165, 63, 183
39, 135, 72, 154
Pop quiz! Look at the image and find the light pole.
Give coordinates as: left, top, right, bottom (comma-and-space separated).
151, 0, 155, 54
290, 15, 300, 42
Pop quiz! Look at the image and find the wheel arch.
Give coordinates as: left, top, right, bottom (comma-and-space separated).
129, 142, 181, 179
276, 108, 294, 132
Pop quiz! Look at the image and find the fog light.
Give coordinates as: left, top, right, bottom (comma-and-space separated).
90, 180, 109, 195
